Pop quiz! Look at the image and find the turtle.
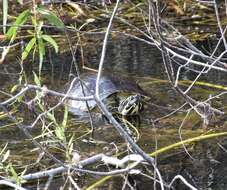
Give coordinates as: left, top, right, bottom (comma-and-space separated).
66, 72, 147, 116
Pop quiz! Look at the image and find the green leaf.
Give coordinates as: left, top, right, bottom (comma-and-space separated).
9, 164, 19, 181
0, 143, 8, 156
37, 21, 43, 34
3, 0, 8, 34
37, 8, 64, 29
45, 110, 59, 127
62, 105, 68, 128
68, 135, 74, 155
41, 34, 59, 53
6, 10, 30, 40
17, 0, 23, 4
38, 37, 45, 76
20, 167, 27, 177
20, 168, 27, 183
10, 84, 19, 93
22, 37, 36, 60
68, 134, 74, 149
55, 126, 65, 141
31, 16, 37, 29
2, 150, 10, 163
33, 72, 41, 86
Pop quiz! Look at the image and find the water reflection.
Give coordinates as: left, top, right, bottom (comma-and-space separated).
84, 37, 164, 77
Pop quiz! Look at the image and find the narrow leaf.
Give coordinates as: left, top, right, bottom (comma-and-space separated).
22, 37, 36, 60
42, 34, 59, 53
0, 143, 8, 155
38, 38, 45, 76
6, 10, 30, 40
2, 150, 10, 163
55, 127, 65, 141
62, 105, 68, 128
9, 164, 18, 180
37, 8, 64, 29
33, 72, 41, 86
10, 85, 19, 93
46, 112, 58, 126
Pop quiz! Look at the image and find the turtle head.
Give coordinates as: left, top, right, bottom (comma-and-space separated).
118, 94, 143, 116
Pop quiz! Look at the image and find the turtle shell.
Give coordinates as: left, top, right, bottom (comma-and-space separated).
66, 72, 146, 115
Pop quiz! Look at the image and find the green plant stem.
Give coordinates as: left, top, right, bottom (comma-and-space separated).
150, 131, 227, 156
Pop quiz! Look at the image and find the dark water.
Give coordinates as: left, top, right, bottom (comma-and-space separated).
1, 36, 227, 190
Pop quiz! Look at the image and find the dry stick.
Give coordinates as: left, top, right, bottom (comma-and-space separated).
0, 104, 145, 182
0, 180, 27, 190
94, 0, 164, 188
183, 50, 227, 95
177, 91, 227, 157
28, 78, 85, 129
44, 175, 54, 190
0, 104, 65, 168
178, 110, 195, 161
21, 154, 143, 180
114, 19, 226, 105
161, 20, 227, 69
174, 54, 194, 87
121, 175, 131, 190
209, 25, 227, 62
3, 17, 226, 72
0, 84, 93, 106
7, 121, 223, 186
0, 82, 159, 184
0, 86, 112, 184
171, 58, 225, 117
160, 9, 227, 100
168, 175, 197, 190
68, 175, 81, 190
167, 47, 227, 73
151, 2, 221, 189
161, 10, 227, 76
140, 172, 197, 190
1, 3, 226, 71
0, 42, 21, 64
116, 15, 227, 72
151, 1, 224, 121
150, 4, 198, 189
214, 0, 227, 50
139, 172, 170, 188
225, 0, 227, 16
95, 0, 154, 163
154, 103, 188, 123
53, 0, 95, 131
